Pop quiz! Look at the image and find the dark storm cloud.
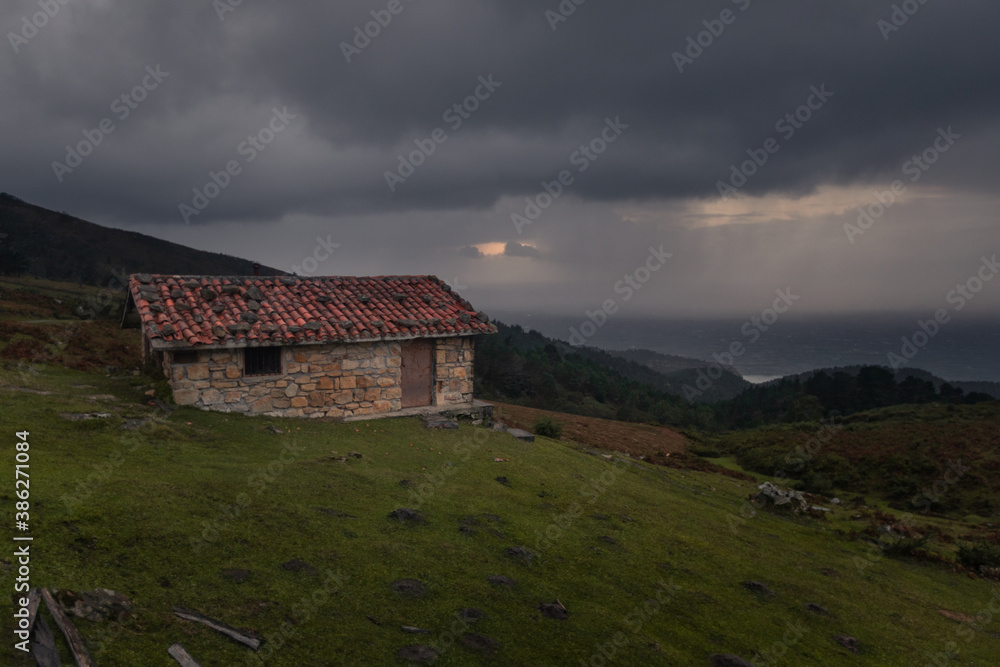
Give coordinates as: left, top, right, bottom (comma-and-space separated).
459, 244, 484, 259
2, 1, 999, 319
504, 242, 541, 258
3, 0, 999, 224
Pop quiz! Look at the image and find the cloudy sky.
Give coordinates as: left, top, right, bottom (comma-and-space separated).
3, 0, 999, 319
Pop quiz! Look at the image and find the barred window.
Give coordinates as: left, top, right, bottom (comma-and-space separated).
245, 347, 282, 377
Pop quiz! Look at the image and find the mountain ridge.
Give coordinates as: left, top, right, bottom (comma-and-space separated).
0, 192, 286, 284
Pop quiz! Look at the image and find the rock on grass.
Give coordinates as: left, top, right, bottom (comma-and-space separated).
388, 508, 425, 524
458, 608, 487, 624
221, 569, 251, 583
834, 635, 860, 653
504, 546, 535, 563
396, 645, 439, 663
391, 579, 428, 598
741, 581, 775, 597
710, 655, 755, 667
537, 602, 568, 620
461, 633, 499, 653
280, 559, 317, 575
487, 575, 516, 588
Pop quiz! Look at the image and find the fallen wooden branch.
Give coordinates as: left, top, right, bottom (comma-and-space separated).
40, 588, 95, 667
26, 587, 41, 635
31, 612, 61, 667
168, 643, 202, 667
173, 606, 262, 650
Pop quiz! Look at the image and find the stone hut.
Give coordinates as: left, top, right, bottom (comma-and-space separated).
122, 274, 497, 419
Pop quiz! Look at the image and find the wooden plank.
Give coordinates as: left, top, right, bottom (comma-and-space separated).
40, 588, 95, 667
25, 587, 42, 635
31, 612, 61, 667
173, 607, 262, 650
167, 643, 202, 667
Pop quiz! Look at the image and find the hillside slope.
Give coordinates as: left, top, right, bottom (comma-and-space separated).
0, 193, 285, 285
2, 364, 999, 665
706, 402, 1000, 517
610, 347, 752, 401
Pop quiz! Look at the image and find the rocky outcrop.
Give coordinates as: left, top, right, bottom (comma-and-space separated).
751, 482, 808, 513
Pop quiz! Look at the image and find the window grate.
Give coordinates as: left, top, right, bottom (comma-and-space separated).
245, 347, 282, 376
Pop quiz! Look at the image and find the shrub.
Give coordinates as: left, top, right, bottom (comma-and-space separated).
957, 541, 1000, 570
533, 416, 563, 439
796, 471, 835, 496
689, 444, 722, 458
883, 534, 931, 560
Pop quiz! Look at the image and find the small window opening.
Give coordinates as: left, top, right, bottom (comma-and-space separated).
172, 351, 199, 365
245, 347, 282, 376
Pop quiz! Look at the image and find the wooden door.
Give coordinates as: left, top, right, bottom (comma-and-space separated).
401, 340, 433, 408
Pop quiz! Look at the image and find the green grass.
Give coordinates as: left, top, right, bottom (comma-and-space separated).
2, 365, 999, 665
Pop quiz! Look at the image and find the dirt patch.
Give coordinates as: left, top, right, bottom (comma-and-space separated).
493, 401, 688, 456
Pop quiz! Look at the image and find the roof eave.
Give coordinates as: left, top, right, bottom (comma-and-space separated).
146, 328, 494, 351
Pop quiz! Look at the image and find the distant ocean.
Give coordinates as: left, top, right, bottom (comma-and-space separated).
489, 312, 1000, 385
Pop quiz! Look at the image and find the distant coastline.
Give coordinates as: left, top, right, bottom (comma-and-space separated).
490, 312, 1000, 385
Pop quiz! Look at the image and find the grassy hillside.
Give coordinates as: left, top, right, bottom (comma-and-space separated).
2, 364, 1000, 665
0, 193, 285, 286
0, 278, 141, 372
702, 402, 1000, 519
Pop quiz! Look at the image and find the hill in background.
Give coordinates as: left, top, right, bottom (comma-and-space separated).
773, 365, 1000, 401
0, 193, 285, 285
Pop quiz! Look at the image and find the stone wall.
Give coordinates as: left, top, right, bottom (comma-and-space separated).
160, 337, 476, 419
434, 336, 475, 406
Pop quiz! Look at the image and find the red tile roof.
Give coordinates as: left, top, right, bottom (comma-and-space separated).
128, 275, 497, 349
